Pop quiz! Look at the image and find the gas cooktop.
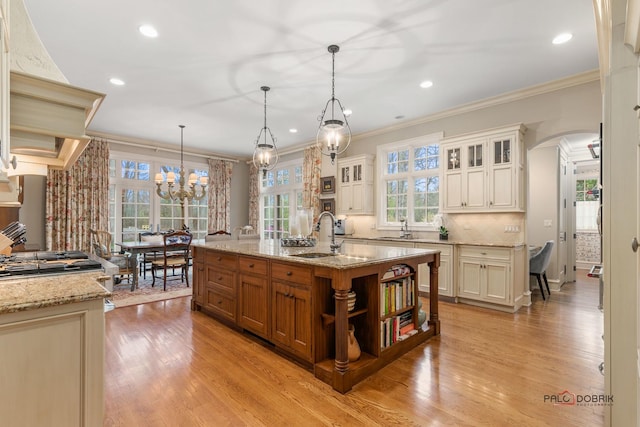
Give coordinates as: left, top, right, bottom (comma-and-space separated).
0, 251, 103, 278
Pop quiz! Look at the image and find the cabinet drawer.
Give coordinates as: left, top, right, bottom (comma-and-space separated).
205, 251, 237, 269
206, 267, 235, 294
205, 288, 236, 320
415, 243, 453, 257
459, 246, 510, 260
271, 262, 312, 285
238, 256, 268, 276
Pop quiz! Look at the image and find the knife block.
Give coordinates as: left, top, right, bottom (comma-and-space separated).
0, 234, 13, 255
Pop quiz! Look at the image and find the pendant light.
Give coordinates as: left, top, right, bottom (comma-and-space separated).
317, 44, 351, 164
253, 86, 279, 178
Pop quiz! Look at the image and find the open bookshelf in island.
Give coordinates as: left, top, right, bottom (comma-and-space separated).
191, 240, 440, 393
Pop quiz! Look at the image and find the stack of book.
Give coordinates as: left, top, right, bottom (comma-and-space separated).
380, 311, 418, 349
380, 277, 415, 316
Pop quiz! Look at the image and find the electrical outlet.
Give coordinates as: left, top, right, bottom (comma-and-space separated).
504, 225, 511, 232
544, 219, 552, 227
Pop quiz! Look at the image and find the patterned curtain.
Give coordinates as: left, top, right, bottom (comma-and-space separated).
46, 138, 110, 252
302, 145, 322, 225
207, 159, 234, 233
248, 163, 260, 231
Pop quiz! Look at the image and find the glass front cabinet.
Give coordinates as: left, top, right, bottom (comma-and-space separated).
440, 124, 525, 213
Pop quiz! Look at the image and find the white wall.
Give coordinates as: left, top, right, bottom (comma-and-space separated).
527, 145, 560, 281
338, 79, 601, 244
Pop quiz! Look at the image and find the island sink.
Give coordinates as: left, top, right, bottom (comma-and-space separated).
290, 252, 337, 258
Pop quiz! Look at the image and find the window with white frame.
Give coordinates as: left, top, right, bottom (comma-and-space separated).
576, 176, 599, 231
260, 160, 303, 239
109, 152, 209, 243
377, 134, 442, 230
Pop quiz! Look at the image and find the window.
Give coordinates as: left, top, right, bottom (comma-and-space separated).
260, 160, 303, 239
576, 177, 599, 231
109, 152, 208, 242
377, 133, 442, 230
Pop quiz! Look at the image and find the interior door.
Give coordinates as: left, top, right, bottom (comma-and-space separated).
558, 152, 569, 285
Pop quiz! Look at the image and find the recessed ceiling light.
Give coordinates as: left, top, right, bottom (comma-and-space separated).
343, 109, 352, 117
395, 115, 405, 120
420, 80, 433, 89
552, 33, 573, 44
139, 24, 158, 38
109, 77, 125, 86
289, 128, 298, 133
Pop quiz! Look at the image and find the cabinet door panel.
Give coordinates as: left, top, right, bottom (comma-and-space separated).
465, 169, 485, 208
459, 259, 482, 299
485, 263, 509, 303
290, 285, 312, 358
239, 273, 269, 336
490, 166, 513, 208
271, 281, 291, 347
445, 173, 462, 209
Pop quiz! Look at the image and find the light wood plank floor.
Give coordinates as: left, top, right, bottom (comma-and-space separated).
104, 271, 605, 426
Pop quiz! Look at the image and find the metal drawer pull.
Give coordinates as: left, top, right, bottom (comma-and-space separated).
632, 237, 638, 253
286, 271, 293, 276
218, 276, 223, 281
217, 257, 222, 261
249, 263, 254, 268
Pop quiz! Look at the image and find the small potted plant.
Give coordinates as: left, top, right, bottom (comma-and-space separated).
439, 226, 449, 241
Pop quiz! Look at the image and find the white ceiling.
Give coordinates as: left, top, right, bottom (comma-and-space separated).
22, 0, 599, 159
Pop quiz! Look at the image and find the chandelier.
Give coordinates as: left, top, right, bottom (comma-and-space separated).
154, 125, 208, 211
317, 44, 351, 164
253, 86, 279, 177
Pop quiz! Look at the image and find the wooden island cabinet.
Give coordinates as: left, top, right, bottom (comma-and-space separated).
191, 240, 440, 393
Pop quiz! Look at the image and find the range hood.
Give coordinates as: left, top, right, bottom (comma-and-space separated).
9, 70, 105, 173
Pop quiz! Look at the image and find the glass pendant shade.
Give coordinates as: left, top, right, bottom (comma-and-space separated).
317, 45, 351, 163
253, 86, 279, 177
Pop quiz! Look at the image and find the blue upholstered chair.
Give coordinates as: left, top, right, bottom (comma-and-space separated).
529, 240, 554, 300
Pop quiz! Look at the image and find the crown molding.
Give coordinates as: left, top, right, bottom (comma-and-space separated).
352, 70, 600, 142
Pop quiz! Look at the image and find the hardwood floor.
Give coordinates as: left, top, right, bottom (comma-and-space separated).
104, 271, 605, 426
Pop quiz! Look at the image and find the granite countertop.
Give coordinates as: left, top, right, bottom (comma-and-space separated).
342, 235, 525, 248
192, 239, 439, 269
0, 271, 111, 315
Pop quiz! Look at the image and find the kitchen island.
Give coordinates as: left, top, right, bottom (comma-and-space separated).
0, 271, 111, 426
191, 239, 440, 393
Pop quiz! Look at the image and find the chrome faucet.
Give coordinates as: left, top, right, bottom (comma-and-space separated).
400, 218, 411, 239
315, 211, 343, 253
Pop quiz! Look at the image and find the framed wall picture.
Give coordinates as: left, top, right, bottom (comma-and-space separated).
321, 176, 335, 194
322, 198, 335, 215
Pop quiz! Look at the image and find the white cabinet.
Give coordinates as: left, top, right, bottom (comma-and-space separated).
337, 154, 374, 215
442, 139, 486, 210
456, 245, 526, 311
441, 124, 525, 212
0, 299, 105, 426
0, 0, 9, 167
416, 243, 454, 297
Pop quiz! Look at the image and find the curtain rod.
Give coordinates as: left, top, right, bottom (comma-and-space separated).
90, 133, 240, 163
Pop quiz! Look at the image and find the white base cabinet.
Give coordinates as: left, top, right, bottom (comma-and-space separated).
0, 299, 105, 427
457, 245, 526, 312
415, 243, 454, 297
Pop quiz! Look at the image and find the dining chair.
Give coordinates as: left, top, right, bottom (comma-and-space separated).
150, 230, 193, 291
90, 229, 136, 284
529, 240, 554, 300
138, 231, 164, 279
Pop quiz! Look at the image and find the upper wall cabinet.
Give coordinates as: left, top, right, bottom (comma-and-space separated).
441, 124, 526, 213
337, 154, 374, 215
